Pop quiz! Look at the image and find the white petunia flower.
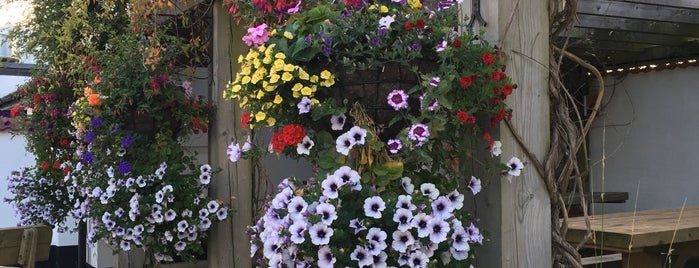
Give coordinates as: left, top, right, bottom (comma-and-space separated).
363, 196, 386, 219
330, 113, 346, 131
420, 183, 439, 199
507, 157, 525, 176
491, 140, 502, 156
296, 136, 314, 155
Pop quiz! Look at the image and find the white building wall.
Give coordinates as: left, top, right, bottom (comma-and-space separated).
589, 66, 699, 213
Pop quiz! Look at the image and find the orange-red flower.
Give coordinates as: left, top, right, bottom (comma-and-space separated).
88, 94, 102, 106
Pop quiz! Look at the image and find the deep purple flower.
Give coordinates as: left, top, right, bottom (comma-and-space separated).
82, 152, 94, 164
109, 125, 119, 135
387, 139, 402, 154
324, 38, 332, 45
121, 135, 134, 148
371, 37, 379, 45
118, 161, 132, 175
47, 123, 54, 130
305, 34, 312, 43
378, 28, 386, 36
410, 43, 420, 51
85, 131, 96, 143
323, 47, 331, 55
386, 89, 409, 111
91, 117, 102, 128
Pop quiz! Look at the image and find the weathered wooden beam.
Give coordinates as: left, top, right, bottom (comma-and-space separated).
578, 0, 699, 24
611, 0, 699, 10
562, 27, 696, 46
575, 14, 699, 37
208, 1, 253, 268
498, 0, 552, 267
567, 44, 699, 67
567, 39, 658, 52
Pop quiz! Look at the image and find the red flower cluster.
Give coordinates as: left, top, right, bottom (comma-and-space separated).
456, 111, 476, 125
191, 117, 208, 134
241, 111, 251, 128
271, 124, 306, 152
405, 19, 426, 31
481, 52, 494, 65
459, 75, 476, 88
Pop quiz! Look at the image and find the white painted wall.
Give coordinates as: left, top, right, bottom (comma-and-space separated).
0, 132, 31, 227
589, 66, 699, 213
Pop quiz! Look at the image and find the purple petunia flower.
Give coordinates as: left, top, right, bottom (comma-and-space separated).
91, 117, 102, 128
429, 76, 441, 87
386, 89, 409, 111
411, 43, 420, 51
419, 93, 439, 111
468, 176, 482, 195
407, 123, 430, 145
371, 37, 379, 45
304, 34, 312, 43
121, 135, 134, 148
297, 96, 312, 114
82, 152, 94, 164
118, 161, 132, 175
387, 139, 402, 154
85, 131, 96, 143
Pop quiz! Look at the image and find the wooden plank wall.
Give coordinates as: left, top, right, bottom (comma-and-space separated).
208, 1, 254, 267
496, 0, 552, 267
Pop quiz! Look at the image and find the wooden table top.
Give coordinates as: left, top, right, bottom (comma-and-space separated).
566, 206, 699, 252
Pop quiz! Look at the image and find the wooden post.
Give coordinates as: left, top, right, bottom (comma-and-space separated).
497, 0, 552, 267
209, 1, 253, 268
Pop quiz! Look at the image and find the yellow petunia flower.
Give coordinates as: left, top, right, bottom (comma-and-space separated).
263, 56, 273, 64
281, 72, 293, 82
275, 52, 286, 59
241, 76, 251, 85
320, 70, 332, 80
310, 75, 319, 83
292, 91, 301, 98
273, 94, 283, 104
283, 31, 293, 39
270, 73, 281, 84
380, 5, 388, 13
266, 117, 276, 126
273, 59, 285, 71
298, 69, 309, 80
301, 86, 312, 96
256, 90, 265, 99
283, 64, 295, 72
237, 55, 244, 63
291, 83, 303, 92
255, 111, 266, 121
408, 0, 421, 10
231, 84, 242, 93
240, 66, 252, 75
240, 96, 249, 106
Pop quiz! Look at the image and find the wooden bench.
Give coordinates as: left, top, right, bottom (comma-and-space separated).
567, 206, 699, 268
0, 225, 52, 268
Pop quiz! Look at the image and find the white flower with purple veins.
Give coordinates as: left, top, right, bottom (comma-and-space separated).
296, 136, 314, 155
401, 177, 414, 193
289, 220, 307, 244
199, 218, 212, 230
177, 220, 189, 232
378, 15, 395, 29
373, 251, 388, 268
125, 178, 135, 188
393, 208, 413, 232
317, 246, 336, 268
92, 187, 103, 198
321, 174, 344, 199
287, 196, 308, 215
419, 93, 439, 111
200, 164, 211, 174
436, 40, 448, 52
309, 222, 334, 245
207, 200, 220, 213
391, 230, 415, 253
366, 227, 388, 251
349, 218, 367, 235
411, 212, 432, 238
451, 227, 470, 252
451, 246, 469, 261
330, 113, 346, 131
164, 209, 177, 222
120, 241, 131, 251
429, 76, 441, 87
316, 203, 338, 225
420, 183, 439, 199
468, 176, 481, 195
115, 208, 125, 218
155, 190, 165, 203
297, 96, 312, 114
491, 140, 502, 157
347, 126, 368, 145
363, 196, 386, 219
396, 195, 417, 211
227, 141, 242, 163
408, 123, 430, 145
271, 187, 293, 209
198, 208, 210, 219
428, 217, 450, 243
467, 222, 483, 244
199, 173, 211, 185
335, 133, 355, 155
507, 157, 525, 176
387, 139, 402, 154
242, 135, 254, 152
174, 241, 186, 251
408, 250, 428, 268
135, 176, 147, 187
216, 207, 228, 220
447, 190, 464, 210
350, 245, 373, 267
386, 89, 409, 111
333, 166, 362, 190
431, 196, 455, 219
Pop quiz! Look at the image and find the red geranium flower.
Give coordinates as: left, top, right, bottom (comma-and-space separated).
482, 52, 494, 65
241, 111, 251, 128
41, 162, 49, 170
405, 20, 413, 30
456, 111, 469, 123
452, 39, 462, 48
459, 76, 473, 88
415, 19, 425, 29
